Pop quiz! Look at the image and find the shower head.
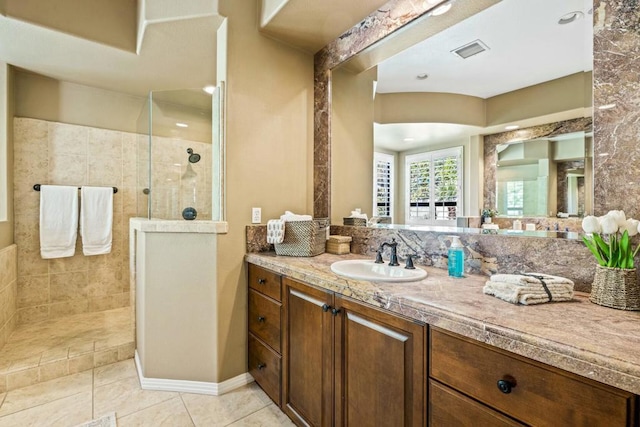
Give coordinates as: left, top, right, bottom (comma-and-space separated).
187, 148, 201, 163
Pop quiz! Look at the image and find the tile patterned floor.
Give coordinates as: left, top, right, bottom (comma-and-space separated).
0, 308, 134, 392
0, 359, 295, 426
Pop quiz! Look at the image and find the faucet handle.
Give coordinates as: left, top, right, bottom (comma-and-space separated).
404, 255, 415, 270
374, 250, 384, 264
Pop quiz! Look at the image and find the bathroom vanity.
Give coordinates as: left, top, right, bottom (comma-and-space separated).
246, 253, 640, 426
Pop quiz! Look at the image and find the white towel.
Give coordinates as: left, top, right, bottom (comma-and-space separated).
80, 186, 113, 256
39, 185, 79, 259
280, 211, 312, 222
267, 219, 285, 244
483, 273, 574, 305
349, 211, 368, 220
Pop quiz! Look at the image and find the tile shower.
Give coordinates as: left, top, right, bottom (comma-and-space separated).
3, 88, 213, 391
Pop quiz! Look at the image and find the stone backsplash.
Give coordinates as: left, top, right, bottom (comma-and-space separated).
246, 224, 595, 292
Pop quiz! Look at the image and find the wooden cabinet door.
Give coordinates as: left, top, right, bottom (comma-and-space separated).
335, 295, 426, 427
282, 278, 334, 427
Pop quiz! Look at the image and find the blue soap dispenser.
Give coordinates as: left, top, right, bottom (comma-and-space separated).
448, 236, 465, 278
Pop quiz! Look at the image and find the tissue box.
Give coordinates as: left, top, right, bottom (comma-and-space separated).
326, 235, 352, 255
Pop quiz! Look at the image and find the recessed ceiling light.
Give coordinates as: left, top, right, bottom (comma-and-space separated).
404, 137, 415, 142
558, 11, 584, 25
505, 125, 520, 130
431, 2, 452, 16
416, 73, 429, 80
598, 103, 616, 110
176, 122, 189, 128
203, 85, 215, 94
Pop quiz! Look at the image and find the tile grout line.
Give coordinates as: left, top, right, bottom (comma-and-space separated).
178, 393, 198, 426
221, 400, 272, 426
0, 390, 87, 420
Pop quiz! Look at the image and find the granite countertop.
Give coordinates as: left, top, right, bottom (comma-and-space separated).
245, 252, 640, 395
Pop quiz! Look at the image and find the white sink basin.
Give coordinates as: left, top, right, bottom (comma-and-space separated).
330, 259, 427, 282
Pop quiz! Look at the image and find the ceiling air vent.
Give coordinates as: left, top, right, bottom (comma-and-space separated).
451, 39, 489, 59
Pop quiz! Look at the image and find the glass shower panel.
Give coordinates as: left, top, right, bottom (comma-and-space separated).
147, 89, 213, 220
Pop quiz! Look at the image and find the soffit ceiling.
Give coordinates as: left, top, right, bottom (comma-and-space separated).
259, 0, 389, 54
0, 0, 221, 97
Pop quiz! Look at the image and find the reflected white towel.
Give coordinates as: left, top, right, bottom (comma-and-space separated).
39, 185, 78, 259
80, 186, 113, 256
267, 219, 285, 244
280, 211, 312, 222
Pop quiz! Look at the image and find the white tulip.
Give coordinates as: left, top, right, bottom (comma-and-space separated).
622, 218, 639, 237
600, 215, 619, 235
607, 210, 627, 227
581, 215, 601, 234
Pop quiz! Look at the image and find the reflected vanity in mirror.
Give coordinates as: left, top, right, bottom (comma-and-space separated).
322, 0, 593, 232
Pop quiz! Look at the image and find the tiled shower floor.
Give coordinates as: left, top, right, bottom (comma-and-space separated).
0, 307, 134, 393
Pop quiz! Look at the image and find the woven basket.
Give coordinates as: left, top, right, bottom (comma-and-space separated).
590, 265, 640, 311
343, 218, 367, 227
274, 218, 329, 257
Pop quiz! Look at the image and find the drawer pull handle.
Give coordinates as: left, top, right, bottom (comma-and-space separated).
257, 363, 266, 370
322, 304, 331, 312
257, 316, 266, 322
331, 308, 341, 316
257, 278, 266, 285
497, 378, 516, 394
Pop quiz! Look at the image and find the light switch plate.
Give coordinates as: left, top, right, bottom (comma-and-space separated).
251, 207, 261, 224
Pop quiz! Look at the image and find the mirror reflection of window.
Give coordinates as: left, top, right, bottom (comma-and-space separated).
506, 181, 524, 216
405, 147, 462, 225
373, 152, 395, 221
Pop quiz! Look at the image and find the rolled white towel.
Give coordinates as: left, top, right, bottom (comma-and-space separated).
267, 219, 285, 244
349, 210, 368, 220
280, 211, 312, 222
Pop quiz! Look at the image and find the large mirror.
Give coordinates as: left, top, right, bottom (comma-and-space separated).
329, 0, 593, 226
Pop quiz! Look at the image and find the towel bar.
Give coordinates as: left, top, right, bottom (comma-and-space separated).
33, 184, 118, 194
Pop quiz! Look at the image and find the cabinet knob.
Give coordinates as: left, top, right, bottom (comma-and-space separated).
257, 278, 266, 285
257, 316, 266, 322
322, 304, 331, 312
331, 308, 341, 316
497, 377, 516, 394
257, 363, 266, 370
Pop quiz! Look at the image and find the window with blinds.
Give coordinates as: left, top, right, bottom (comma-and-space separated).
405, 147, 463, 225
373, 152, 394, 220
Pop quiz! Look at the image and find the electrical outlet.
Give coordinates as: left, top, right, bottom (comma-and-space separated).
251, 207, 261, 224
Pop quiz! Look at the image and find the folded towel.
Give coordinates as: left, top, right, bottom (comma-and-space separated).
280, 211, 312, 222
490, 273, 574, 286
80, 186, 113, 256
39, 185, 79, 259
267, 219, 285, 244
483, 273, 574, 305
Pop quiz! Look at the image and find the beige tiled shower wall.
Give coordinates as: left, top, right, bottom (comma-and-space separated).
0, 245, 17, 349
13, 117, 211, 325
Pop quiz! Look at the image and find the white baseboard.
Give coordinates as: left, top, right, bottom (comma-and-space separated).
134, 350, 254, 395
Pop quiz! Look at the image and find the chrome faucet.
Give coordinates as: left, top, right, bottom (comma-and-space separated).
375, 238, 399, 266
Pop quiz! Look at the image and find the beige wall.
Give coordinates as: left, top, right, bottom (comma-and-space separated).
375, 92, 486, 126
215, 0, 314, 382
15, 70, 147, 134
331, 67, 376, 224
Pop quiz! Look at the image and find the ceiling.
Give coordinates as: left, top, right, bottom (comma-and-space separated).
0, 0, 222, 97
374, 0, 593, 151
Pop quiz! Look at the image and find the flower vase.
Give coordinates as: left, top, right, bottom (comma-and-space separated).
590, 265, 640, 311
484, 216, 492, 224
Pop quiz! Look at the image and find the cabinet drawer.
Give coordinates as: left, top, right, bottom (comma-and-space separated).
429, 379, 523, 427
430, 328, 636, 426
249, 333, 281, 406
248, 289, 281, 352
248, 264, 281, 302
